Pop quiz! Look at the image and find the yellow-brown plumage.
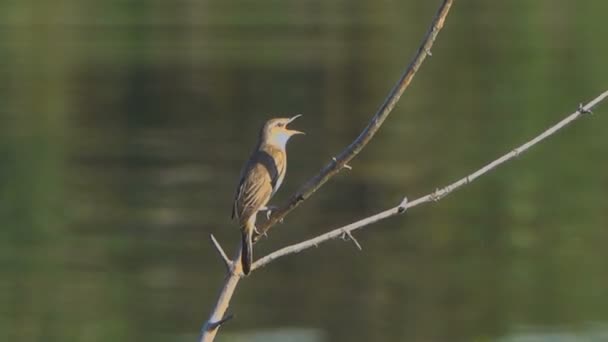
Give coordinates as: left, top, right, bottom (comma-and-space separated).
232, 115, 303, 275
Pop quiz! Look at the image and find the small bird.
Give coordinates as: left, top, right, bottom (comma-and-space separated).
232, 115, 304, 275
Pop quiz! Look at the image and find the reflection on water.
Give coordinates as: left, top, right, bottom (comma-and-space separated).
1, 0, 608, 341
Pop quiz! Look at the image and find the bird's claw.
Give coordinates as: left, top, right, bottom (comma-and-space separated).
253, 227, 268, 239
260, 205, 278, 221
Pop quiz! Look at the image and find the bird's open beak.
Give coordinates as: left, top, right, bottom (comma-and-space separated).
287, 114, 305, 135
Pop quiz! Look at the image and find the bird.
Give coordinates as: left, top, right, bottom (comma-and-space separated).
232, 115, 304, 275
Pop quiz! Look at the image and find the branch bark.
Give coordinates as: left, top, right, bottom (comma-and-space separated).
199, 249, 243, 342
251, 90, 608, 270
199, 1, 455, 341
254, 0, 455, 240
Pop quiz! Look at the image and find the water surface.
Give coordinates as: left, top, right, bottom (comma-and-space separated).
1, 1, 608, 341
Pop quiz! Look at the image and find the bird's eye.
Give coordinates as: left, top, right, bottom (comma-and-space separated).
277, 123, 285, 128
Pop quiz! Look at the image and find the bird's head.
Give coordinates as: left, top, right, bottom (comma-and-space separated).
261, 115, 304, 148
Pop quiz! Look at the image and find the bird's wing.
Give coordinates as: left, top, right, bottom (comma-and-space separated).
232, 150, 260, 220
232, 170, 246, 220
254, 146, 286, 195
233, 160, 273, 225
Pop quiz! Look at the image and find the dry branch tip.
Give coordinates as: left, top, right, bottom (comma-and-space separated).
209, 234, 232, 271
342, 229, 363, 250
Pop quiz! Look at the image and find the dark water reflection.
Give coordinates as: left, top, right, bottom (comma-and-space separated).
1, 1, 608, 341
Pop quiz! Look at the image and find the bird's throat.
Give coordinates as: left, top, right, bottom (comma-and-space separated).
265, 132, 291, 150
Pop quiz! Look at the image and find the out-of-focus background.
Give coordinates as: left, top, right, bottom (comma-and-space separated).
1, 0, 608, 341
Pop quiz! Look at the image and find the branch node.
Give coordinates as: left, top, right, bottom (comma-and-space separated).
578, 103, 593, 115
425, 47, 433, 56
397, 196, 409, 213
512, 148, 521, 157
430, 189, 440, 201
206, 313, 234, 331
209, 234, 232, 271
341, 229, 363, 250
333, 156, 352, 171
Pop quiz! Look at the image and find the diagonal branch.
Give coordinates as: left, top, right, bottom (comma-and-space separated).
255, 0, 455, 241
209, 234, 232, 272
252, 90, 608, 270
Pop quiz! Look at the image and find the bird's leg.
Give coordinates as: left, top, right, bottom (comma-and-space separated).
259, 205, 279, 221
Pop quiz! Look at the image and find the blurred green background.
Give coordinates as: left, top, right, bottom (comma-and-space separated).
1, 0, 608, 341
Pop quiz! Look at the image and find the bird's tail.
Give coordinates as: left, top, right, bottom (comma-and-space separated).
241, 225, 253, 275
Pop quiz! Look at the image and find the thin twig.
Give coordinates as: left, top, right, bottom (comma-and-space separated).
252, 90, 608, 270
254, 0, 455, 241
205, 314, 234, 331
342, 230, 363, 250
209, 234, 232, 272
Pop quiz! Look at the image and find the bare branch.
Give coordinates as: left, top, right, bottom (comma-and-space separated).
252, 197, 406, 271
209, 234, 232, 272
199, 255, 242, 342
254, 0, 455, 241
252, 90, 608, 270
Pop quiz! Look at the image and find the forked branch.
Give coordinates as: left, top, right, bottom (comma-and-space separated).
200, 2, 456, 341
254, 0, 455, 240
252, 90, 608, 271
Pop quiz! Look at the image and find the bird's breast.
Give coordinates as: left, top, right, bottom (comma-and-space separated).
261, 145, 287, 195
